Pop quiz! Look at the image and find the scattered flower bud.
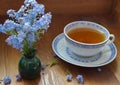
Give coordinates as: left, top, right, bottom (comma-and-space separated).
3, 76, 11, 85
41, 62, 46, 70
66, 74, 73, 81
97, 68, 102, 72
76, 75, 84, 84
41, 72, 45, 75
16, 74, 22, 81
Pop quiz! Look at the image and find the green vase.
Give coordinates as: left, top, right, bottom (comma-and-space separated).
18, 55, 41, 79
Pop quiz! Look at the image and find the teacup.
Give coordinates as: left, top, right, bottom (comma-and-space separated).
64, 21, 115, 57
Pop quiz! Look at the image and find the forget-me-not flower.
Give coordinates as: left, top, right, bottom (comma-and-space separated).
76, 74, 84, 84
66, 74, 73, 81
3, 76, 11, 84
0, 0, 52, 55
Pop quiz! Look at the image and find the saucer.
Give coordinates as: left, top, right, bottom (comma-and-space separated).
52, 33, 117, 67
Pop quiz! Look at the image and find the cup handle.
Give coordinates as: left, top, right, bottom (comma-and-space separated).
109, 34, 115, 43
106, 34, 115, 45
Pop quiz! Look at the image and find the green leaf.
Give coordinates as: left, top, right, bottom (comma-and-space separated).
66, 69, 71, 75
49, 59, 58, 67
6, 30, 17, 35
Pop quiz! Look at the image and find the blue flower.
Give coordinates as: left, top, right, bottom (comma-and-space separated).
0, 24, 6, 34
3, 20, 16, 31
15, 24, 22, 32
18, 31, 26, 39
24, 0, 37, 5
3, 76, 11, 84
16, 74, 22, 81
26, 12, 36, 22
32, 4, 44, 14
18, 17, 31, 26
7, 9, 16, 18
97, 67, 102, 72
41, 62, 46, 70
17, 5, 26, 17
22, 22, 33, 33
0, 0, 52, 53
6, 35, 24, 50
66, 74, 73, 81
33, 12, 52, 30
27, 32, 36, 47
76, 75, 84, 84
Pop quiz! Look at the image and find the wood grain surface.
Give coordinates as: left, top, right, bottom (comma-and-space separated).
0, 14, 120, 85
0, 0, 114, 15
0, 0, 119, 85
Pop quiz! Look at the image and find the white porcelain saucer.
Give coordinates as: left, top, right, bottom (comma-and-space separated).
52, 33, 117, 67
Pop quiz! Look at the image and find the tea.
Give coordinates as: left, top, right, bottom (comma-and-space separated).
67, 27, 106, 44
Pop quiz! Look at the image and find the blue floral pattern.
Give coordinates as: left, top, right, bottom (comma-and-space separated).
66, 47, 102, 63
64, 21, 110, 49
52, 33, 117, 67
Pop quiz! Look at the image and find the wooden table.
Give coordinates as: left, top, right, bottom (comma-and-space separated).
0, 14, 120, 85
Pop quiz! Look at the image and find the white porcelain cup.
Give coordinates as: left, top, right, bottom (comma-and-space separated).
64, 21, 115, 57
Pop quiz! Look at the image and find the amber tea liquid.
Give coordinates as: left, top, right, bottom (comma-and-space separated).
67, 27, 106, 44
